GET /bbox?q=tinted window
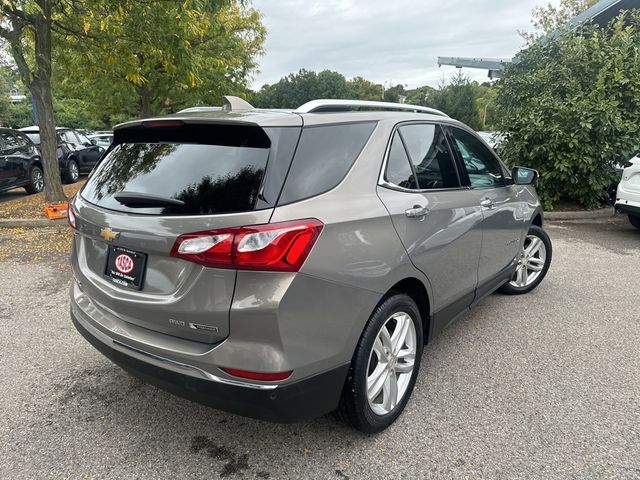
[61,131,79,144]
[81,125,271,215]
[76,131,91,145]
[450,127,505,188]
[1,132,20,151]
[398,124,459,189]
[12,133,29,148]
[385,132,416,189]
[278,122,376,205]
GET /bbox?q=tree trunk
[33,0,66,204]
[137,85,153,118]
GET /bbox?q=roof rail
[295,99,448,117]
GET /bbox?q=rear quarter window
[277,122,376,205]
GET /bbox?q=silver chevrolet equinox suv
[69,97,552,433]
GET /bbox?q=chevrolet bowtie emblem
[100,227,120,242]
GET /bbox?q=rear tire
[629,214,640,230]
[499,225,552,295]
[24,166,44,194]
[335,294,423,433]
[65,159,79,184]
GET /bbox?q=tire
[629,214,640,230]
[64,159,79,184]
[335,294,423,433]
[499,225,552,295]
[24,165,44,194]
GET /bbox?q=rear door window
[277,122,376,205]
[81,124,273,215]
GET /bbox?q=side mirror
[511,166,538,185]
[90,139,97,146]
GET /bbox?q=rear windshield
[81,124,271,215]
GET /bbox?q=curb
[545,207,615,221]
[0,218,69,229]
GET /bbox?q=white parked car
[615,155,640,230]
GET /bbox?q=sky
[250,0,558,90]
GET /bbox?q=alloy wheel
[366,312,417,416]
[33,169,44,192]
[509,234,547,288]
[70,162,79,182]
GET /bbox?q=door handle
[480,199,495,209]
[405,205,429,218]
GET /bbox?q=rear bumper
[71,311,349,423]
[615,202,640,217]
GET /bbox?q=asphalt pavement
[0,217,638,479]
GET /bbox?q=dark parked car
[0,127,44,195]
[19,126,103,183]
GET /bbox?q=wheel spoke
[373,336,388,362]
[525,237,541,256]
[391,314,410,355]
[527,257,544,271]
[516,265,526,286]
[367,363,387,401]
[379,324,393,353]
[395,356,415,373]
[382,371,398,411]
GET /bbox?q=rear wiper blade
[113,192,185,208]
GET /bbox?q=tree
[383,83,406,103]
[430,72,482,129]
[253,69,352,108]
[405,85,436,107]
[520,0,598,44]
[58,1,265,118]
[347,76,382,101]
[496,13,640,209]
[0,74,10,124]
[1,0,66,202]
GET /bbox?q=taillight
[170,219,323,272]
[221,367,292,382]
[68,202,77,229]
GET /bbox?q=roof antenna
[222,96,254,112]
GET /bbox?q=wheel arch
[387,277,431,345]
[532,213,543,228]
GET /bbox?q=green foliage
[520,0,598,44]
[347,76,382,101]
[56,0,265,117]
[496,13,640,209]
[405,86,436,106]
[430,72,482,130]
[383,84,406,103]
[253,69,352,108]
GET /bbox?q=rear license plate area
[104,246,147,290]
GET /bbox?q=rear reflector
[68,202,77,229]
[221,367,292,382]
[170,219,323,272]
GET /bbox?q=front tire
[499,225,552,295]
[629,214,640,230]
[24,166,44,194]
[336,294,423,433]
